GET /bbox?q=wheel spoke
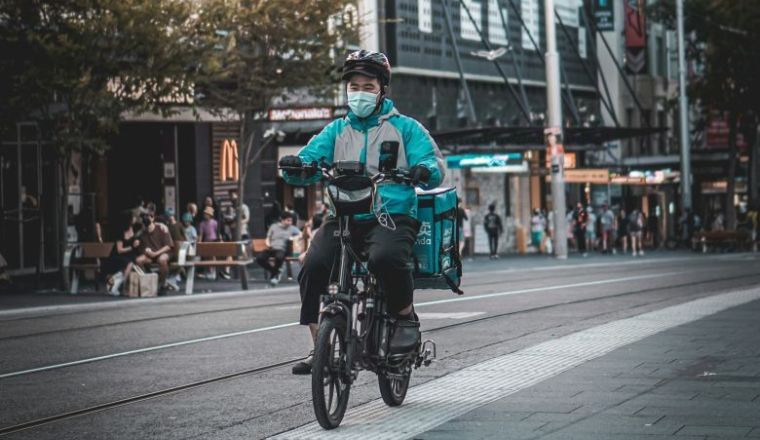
[327,379,335,412]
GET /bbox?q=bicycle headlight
[328,283,339,296]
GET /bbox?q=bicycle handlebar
[279,162,415,186]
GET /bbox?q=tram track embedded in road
[1,271,759,437]
[0,257,727,342]
[0,357,302,437]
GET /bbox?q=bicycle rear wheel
[378,367,411,406]
[311,315,351,429]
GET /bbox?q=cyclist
[280,50,445,375]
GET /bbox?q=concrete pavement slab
[412,298,760,440]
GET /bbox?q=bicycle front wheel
[311,315,351,429]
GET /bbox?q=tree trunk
[726,111,738,230]
[749,118,760,209]
[235,112,247,242]
[60,151,71,291]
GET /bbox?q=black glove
[410,165,431,185]
[279,155,302,169]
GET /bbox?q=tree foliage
[653,0,760,225]
[0,0,199,153]
[653,0,760,116]
[193,0,358,115]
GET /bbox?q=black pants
[575,228,586,252]
[487,230,499,256]
[298,216,419,325]
[256,249,286,276]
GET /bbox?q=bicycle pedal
[416,339,436,368]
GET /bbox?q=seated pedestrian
[182,212,197,244]
[135,210,177,292]
[256,211,301,286]
[103,214,141,296]
[186,202,198,226]
[165,209,187,243]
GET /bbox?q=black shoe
[292,351,314,375]
[390,317,421,354]
[219,270,232,280]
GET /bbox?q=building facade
[357,0,601,252]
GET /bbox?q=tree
[193,0,358,239]
[0,0,200,284]
[654,0,760,228]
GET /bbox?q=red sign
[625,0,646,49]
[705,111,748,151]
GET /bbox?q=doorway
[0,123,60,274]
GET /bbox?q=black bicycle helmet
[341,50,391,87]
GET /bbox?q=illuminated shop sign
[446,153,523,169]
[220,139,239,182]
[269,107,333,121]
[609,169,680,185]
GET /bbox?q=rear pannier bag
[412,187,463,294]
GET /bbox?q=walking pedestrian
[617,208,629,254]
[600,204,616,254]
[462,205,473,260]
[628,209,645,256]
[530,209,546,252]
[585,207,597,253]
[573,203,588,256]
[483,204,503,259]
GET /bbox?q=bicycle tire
[378,367,411,406]
[311,315,351,429]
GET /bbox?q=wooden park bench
[694,230,753,253]
[64,242,114,294]
[184,241,253,294]
[251,239,299,281]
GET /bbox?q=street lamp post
[545,0,568,259]
[676,0,692,211]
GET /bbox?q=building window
[640,109,652,155]
[656,35,667,78]
[658,110,667,154]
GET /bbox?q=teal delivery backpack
[413,187,464,294]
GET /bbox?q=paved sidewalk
[416,298,760,440]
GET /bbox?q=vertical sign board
[594,0,614,31]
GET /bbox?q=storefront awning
[432,126,667,153]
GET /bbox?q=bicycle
[280,160,436,429]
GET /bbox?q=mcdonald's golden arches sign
[220,139,239,181]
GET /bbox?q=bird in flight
[470,47,508,61]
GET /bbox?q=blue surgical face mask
[347,91,379,118]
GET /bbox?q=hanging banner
[624,0,647,48]
[625,0,647,74]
